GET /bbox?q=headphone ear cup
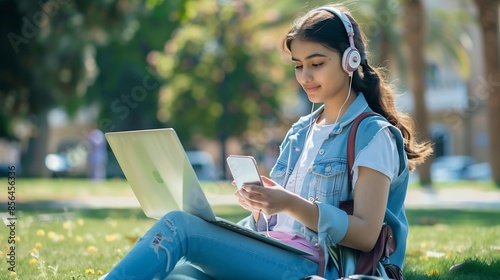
[342,47,361,75]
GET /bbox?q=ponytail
[353,60,433,171]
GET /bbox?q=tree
[150,1,284,177]
[0,0,187,176]
[401,0,433,187]
[1,0,58,175]
[354,0,405,70]
[473,0,500,186]
[353,1,474,187]
[86,1,190,133]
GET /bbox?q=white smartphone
[226,155,263,190]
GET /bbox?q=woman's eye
[294,62,322,69]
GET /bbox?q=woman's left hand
[237,176,291,216]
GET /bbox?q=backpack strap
[346,112,399,276]
[347,112,380,195]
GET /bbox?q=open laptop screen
[105,128,215,220]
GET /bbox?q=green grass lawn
[1,178,499,279]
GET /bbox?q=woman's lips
[304,85,320,92]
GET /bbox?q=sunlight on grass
[405,226,500,279]
[15,178,499,202]
[1,207,497,279]
[15,178,236,202]
[16,178,134,201]
[4,209,156,280]
[2,179,499,279]
[407,180,499,191]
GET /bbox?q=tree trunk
[474,0,500,186]
[377,0,391,67]
[20,111,50,177]
[401,0,433,187]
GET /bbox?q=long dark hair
[283,5,432,171]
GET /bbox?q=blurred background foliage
[0,0,300,178]
[0,0,499,184]
[150,1,282,141]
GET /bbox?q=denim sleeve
[314,202,349,244]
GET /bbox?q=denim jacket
[239,93,410,278]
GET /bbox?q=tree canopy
[150,1,287,143]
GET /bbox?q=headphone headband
[315,7,361,76]
[316,7,355,36]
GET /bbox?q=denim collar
[297,93,371,135]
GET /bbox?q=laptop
[105,128,312,256]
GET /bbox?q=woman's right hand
[234,186,260,213]
[234,177,291,216]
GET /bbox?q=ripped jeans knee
[144,211,185,272]
[106,211,203,279]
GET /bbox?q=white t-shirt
[284,123,335,194]
[352,128,400,189]
[274,123,334,231]
[274,125,400,233]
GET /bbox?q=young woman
[102,4,431,280]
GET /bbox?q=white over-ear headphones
[316,7,361,76]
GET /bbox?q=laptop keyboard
[211,218,312,256]
[213,219,266,237]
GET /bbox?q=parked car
[430,155,476,182]
[463,162,492,181]
[0,163,20,177]
[45,140,89,178]
[186,151,218,181]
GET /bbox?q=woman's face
[290,40,350,105]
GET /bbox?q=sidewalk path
[404,187,500,209]
[13,187,500,210]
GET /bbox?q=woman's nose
[297,68,313,84]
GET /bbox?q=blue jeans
[104,211,318,280]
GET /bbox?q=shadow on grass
[18,203,250,222]
[405,209,500,227]
[405,258,500,280]
[18,200,500,226]
[448,258,500,279]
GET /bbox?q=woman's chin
[307,96,323,104]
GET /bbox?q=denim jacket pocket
[269,160,288,186]
[309,158,347,205]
